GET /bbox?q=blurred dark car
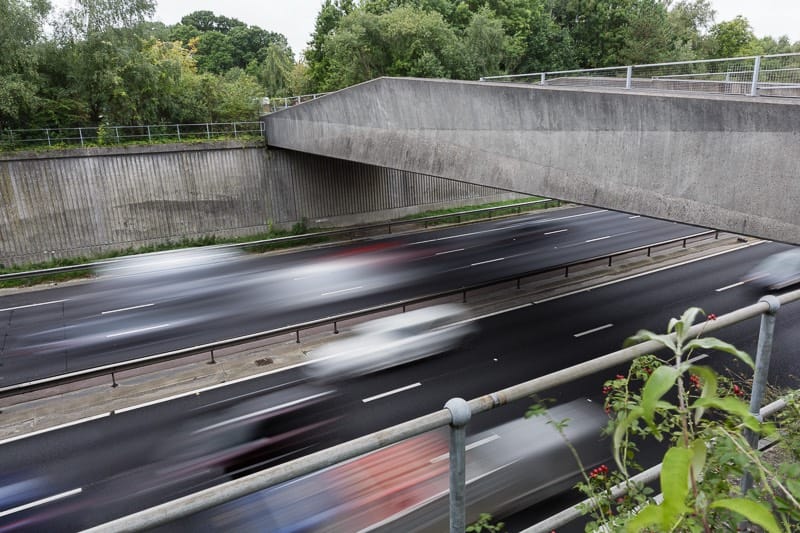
[743,248,800,291]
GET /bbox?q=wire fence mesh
[480,53,800,98]
[0,122,265,151]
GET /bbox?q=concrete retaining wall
[0,141,517,267]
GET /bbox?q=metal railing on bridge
[0,121,264,150]
[480,52,800,98]
[85,289,800,532]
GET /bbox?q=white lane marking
[716,281,745,292]
[574,323,614,338]
[0,488,83,518]
[534,240,765,304]
[101,303,154,315]
[362,382,422,403]
[105,323,170,338]
[409,209,608,245]
[628,215,641,219]
[198,392,334,433]
[431,434,501,463]
[585,235,612,243]
[436,248,464,255]
[321,286,363,297]
[0,414,110,446]
[544,229,568,235]
[0,299,67,312]
[471,258,505,267]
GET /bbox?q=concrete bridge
[264,77,800,245]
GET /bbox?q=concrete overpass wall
[0,141,516,266]
[264,77,800,244]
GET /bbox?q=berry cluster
[589,464,609,479]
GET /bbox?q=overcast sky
[51,1,800,59]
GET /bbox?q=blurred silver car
[306,304,477,380]
[743,248,800,291]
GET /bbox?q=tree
[0,0,51,129]
[706,16,758,58]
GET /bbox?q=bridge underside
[264,77,800,245]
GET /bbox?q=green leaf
[625,503,663,532]
[689,439,707,484]
[693,396,761,432]
[689,365,718,424]
[659,446,692,527]
[613,407,643,477]
[641,366,679,428]
[684,337,754,368]
[624,329,677,353]
[710,498,782,533]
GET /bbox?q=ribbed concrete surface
[264,78,800,245]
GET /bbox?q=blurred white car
[743,248,800,291]
[306,304,477,380]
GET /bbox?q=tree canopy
[1,0,798,132]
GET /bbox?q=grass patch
[400,196,559,226]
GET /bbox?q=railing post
[206,123,210,139]
[445,398,471,533]
[626,65,633,89]
[147,126,151,142]
[750,55,762,96]
[233,122,238,138]
[46,128,51,147]
[115,126,120,143]
[79,128,84,147]
[177,124,181,141]
[540,72,546,85]
[741,295,780,494]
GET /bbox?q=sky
[51,1,800,60]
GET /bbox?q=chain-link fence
[481,52,800,98]
[0,121,265,151]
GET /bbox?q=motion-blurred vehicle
[165,398,610,532]
[305,304,477,380]
[743,248,800,291]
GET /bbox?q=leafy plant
[574,308,800,532]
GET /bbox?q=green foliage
[466,512,505,532]
[577,308,800,532]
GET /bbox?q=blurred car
[306,304,477,380]
[743,248,800,291]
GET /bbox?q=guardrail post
[540,72,546,85]
[79,128,84,147]
[208,349,217,365]
[147,125,151,142]
[206,123,211,139]
[626,65,633,89]
[233,122,238,138]
[177,124,181,141]
[741,295,780,494]
[750,55,762,96]
[445,398,471,533]
[46,128,51,146]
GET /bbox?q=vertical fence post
[626,65,633,89]
[79,128,84,147]
[147,126,152,142]
[46,128,51,147]
[740,295,780,495]
[750,55,762,96]
[540,72,546,85]
[115,126,120,143]
[233,122,238,139]
[445,398,471,533]
[177,124,181,141]
[206,123,211,139]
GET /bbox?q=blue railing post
[445,398,471,533]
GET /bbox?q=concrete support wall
[264,77,800,245]
[0,141,517,267]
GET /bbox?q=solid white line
[628,215,641,219]
[431,434,501,463]
[585,235,612,243]
[716,281,745,292]
[0,299,67,312]
[0,488,83,518]
[101,303,154,315]
[534,240,765,304]
[436,248,464,255]
[471,258,505,267]
[105,323,170,338]
[544,229,568,235]
[321,286,363,297]
[574,323,614,338]
[362,382,422,403]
